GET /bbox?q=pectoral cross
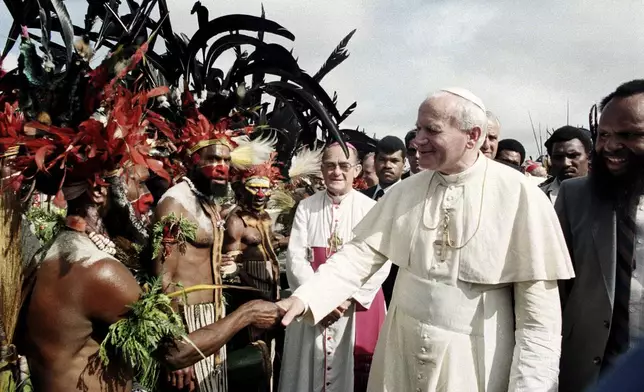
[433,214,454,262]
[328,230,344,254]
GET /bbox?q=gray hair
[486,110,501,127]
[429,91,488,149]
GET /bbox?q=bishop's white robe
[292,155,575,392]
[279,190,391,392]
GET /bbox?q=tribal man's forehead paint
[244,176,271,188]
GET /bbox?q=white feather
[288,147,323,181]
[230,135,277,169]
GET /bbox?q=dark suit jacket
[556,176,617,392]
[361,185,378,200]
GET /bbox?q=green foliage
[25,206,66,244]
[151,213,197,259]
[98,278,186,390]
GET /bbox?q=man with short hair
[280,143,390,392]
[361,152,379,188]
[496,139,526,167]
[539,126,591,203]
[481,111,501,159]
[557,80,644,391]
[278,87,573,391]
[361,136,406,201]
[403,129,421,178]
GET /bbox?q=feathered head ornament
[235,154,282,186]
[0,27,172,200]
[175,101,276,170]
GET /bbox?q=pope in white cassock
[279,143,391,392]
[278,88,575,392]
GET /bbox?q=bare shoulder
[154,195,193,224]
[80,257,141,323]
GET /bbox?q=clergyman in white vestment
[279,144,390,392]
[278,88,575,392]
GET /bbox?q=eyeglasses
[322,162,357,172]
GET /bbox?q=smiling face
[592,93,644,200]
[242,176,272,212]
[321,145,361,196]
[414,96,481,174]
[549,139,589,181]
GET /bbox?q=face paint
[199,164,229,181]
[243,177,272,211]
[131,192,155,216]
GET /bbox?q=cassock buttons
[603,320,610,328]
[420,347,427,353]
[593,357,602,365]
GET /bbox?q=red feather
[35,145,56,172]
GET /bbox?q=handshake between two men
[248,296,341,329]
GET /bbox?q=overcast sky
[3,0,644,158]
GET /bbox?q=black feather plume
[313,29,356,82]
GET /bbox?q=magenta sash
[311,247,386,376]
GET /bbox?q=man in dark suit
[361,136,406,201]
[361,135,406,306]
[402,129,420,179]
[557,80,644,392]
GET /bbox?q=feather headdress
[234,154,282,185]
[287,146,323,185]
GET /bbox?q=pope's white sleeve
[293,239,388,324]
[508,280,562,392]
[285,202,314,291]
[351,260,391,310]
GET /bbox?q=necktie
[605,206,637,366]
[374,189,385,200]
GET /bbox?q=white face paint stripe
[244,177,271,188]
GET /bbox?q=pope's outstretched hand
[277,296,306,327]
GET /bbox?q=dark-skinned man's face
[592,93,644,201]
[190,144,231,197]
[496,150,522,167]
[550,139,589,182]
[241,176,272,212]
[375,151,404,186]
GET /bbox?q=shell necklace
[65,216,116,256]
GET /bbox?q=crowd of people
[3,2,644,392]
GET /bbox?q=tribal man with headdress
[0,26,283,390]
[153,107,274,391]
[225,156,284,300]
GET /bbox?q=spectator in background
[403,129,421,178]
[539,126,592,204]
[481,111,501,159]
[496,138,526,167]
[361,152,379,188]
[361,136,406,201]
